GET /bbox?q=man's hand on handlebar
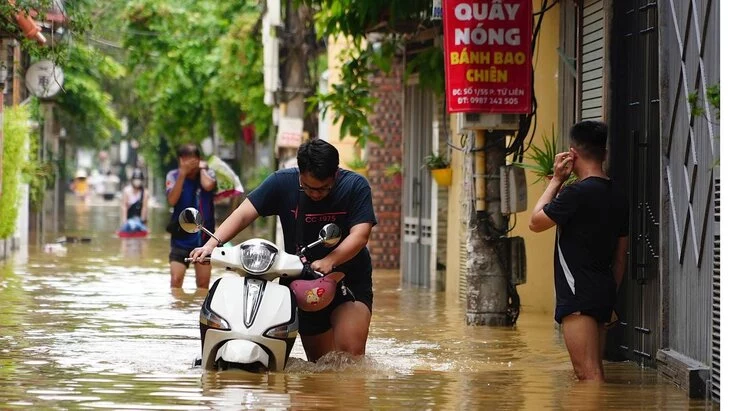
[189,243,216,264]
[310,258,335,274]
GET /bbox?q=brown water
[0,198,715,409]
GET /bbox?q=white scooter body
[179,207,341,372]
[199,240,304,372]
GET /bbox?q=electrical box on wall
[500,165,527,214]
[508,236,526,285]
[455,112,520,132]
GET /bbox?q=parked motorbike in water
[178,207,345,372]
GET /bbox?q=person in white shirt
[103,170,120,201]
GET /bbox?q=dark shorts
[169,246,193,268]
[297,279,373,336]
[555,305,612,324]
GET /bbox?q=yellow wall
[445,1,561,314]
[445,133,465,301]
[326,36,361,167]
[513,2,561,314]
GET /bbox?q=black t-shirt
[543,177,629,309]
[247,168,377,283]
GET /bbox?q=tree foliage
[216,11,272,144]
[688,83,721,122]
[303,0,442,147]
[55,42,125,148]
[5,0,274,183]
[122,0,270,173]
[304,0,433,39]
[308,40,393,148]
[2,0,124,150]
[0,0,93,63]
[0,106,31,238]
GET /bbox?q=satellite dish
[25,60,64,99]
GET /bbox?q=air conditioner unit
[455,112,520,132]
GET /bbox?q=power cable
[506,0,550,162]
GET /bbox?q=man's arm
[529,178,563,232]
[168,158,199,205]
[199,164,216,192]
[529,152,574,232]
[612,236,629,290]
[167,172,186,206]
[310,222,372,274]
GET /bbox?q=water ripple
[0,204,714,410]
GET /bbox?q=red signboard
[442,0,533,113]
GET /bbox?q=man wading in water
[189,139,376,362]
[529,120,629,381]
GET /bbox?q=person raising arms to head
[529,120,629,382]
[166,143,217,290]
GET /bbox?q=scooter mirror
[179,207,202,233]
[319,224,341,247]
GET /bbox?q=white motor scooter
[178,207,343,372]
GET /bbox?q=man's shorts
[169,246,194,268]
[555,305,612,325]
[297,279,373,336]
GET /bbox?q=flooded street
[0,199,714,410]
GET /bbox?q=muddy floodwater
[0,198,715,409]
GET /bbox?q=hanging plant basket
[431,168,452,186]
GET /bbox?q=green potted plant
[423,152,451,186]
[385,162,403,185]
[514,126,576,185]
[346,155,368,177]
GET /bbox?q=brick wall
[367,61,403,269]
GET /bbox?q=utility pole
[465,129,510,326]
[279,0,310,162]
[40,102,58,235]
[282,1,306,119]
[272,0,312,247]
[12,40,20,106]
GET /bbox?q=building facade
[325,0,720,400]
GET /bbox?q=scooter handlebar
[184,257,211,263]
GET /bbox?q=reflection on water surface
[0,200,714,409]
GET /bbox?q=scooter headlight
[200,303,230,330]
[264,320,298,340]
[240,243,277,273]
